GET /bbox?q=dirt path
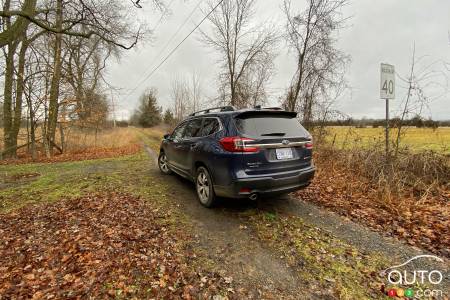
[144,146,449,298]
[145,146,314,299]
[258,196,450,275]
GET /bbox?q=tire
[195,166,217,208]
[158,152,172,175]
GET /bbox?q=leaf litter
[0,192,244,299]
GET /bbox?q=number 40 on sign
[380,63,395,99]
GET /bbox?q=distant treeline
[111,116,450,129]
[316,116,450,128]
[3,114,448,130]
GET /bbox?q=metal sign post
[380,63,395,158]
[385,98,389,155]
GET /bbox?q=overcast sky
[105,0,450,120]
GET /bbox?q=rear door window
[171,122,187,142]
[200,118,221,136]
[235,113,309,138]
[183,118,204,139]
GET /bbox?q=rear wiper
[261,132,286,136]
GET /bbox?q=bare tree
[200,0,277,108]
[394,45,449,155]
[190,71,202,112]
[283,0,350,128]
[0,0,164,48]
[0,0,35,48]
[236,57,274,107]
[171,75,191,121]
[170,72,205,120]
[1,0,163,158]
[62,35,112,124]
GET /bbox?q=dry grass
[0,127,143,152]
[315,126,450,201]
[0,126,171,165]
[299,145,450,256]
[323,126,450,154]
[307,126,450,256]
[317,145,449,198]
[62,127,141,152]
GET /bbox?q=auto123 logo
[380,255,448,299]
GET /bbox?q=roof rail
[254,105,283,111]
[190,106,236,116]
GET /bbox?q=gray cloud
[105,0,450,120]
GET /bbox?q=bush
[316,145,449,198]
[115,120,129,128]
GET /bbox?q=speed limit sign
[380,63,395,99]
[380,63,395,158]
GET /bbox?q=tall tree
[132,88,162,128]
[1,0,163,158]
[283,0,350,127]
[2,0,21,157]
[201,0,277,108]
[171,75,191,121]
[0,0,163,48]
[163,109,175,125]
[45,0,63,155]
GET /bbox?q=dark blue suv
[158,106,315,207]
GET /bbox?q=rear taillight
[305,141,313,150]
[219,136,259,153]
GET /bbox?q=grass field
[0,127,142,151]
[1,125,449,155]
[322,126,450,154]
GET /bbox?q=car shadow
[167,171,291,213]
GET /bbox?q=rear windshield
[235,114,309,138]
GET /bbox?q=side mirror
[163,133,171,140]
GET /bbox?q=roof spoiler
[235,110,298,118]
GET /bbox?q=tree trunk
[289,52,305,112]
[26,88,37,160]
[8,37,29,156]
[46,0,63,156]
[59,124,65,153]
[2,41,19,158]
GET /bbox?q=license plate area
[275,148,293,160]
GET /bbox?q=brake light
[219,136,259,152]
[305,141,313,150]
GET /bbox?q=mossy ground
[240,210,391,299]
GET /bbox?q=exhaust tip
[249,193,258,201]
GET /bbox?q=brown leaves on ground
[0,144,141,166]
[295,162,450,258]
[0,193,239,299]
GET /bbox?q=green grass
[244,211,390,300]
[0,126,168,213]
[136,128,164,153]
[0,152,158,212]
[323,126,450,154]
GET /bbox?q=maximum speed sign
[380,63,395,99]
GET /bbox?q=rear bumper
[214,166,315,198]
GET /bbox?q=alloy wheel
[196,171,210,204]
[158,153,170,174]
